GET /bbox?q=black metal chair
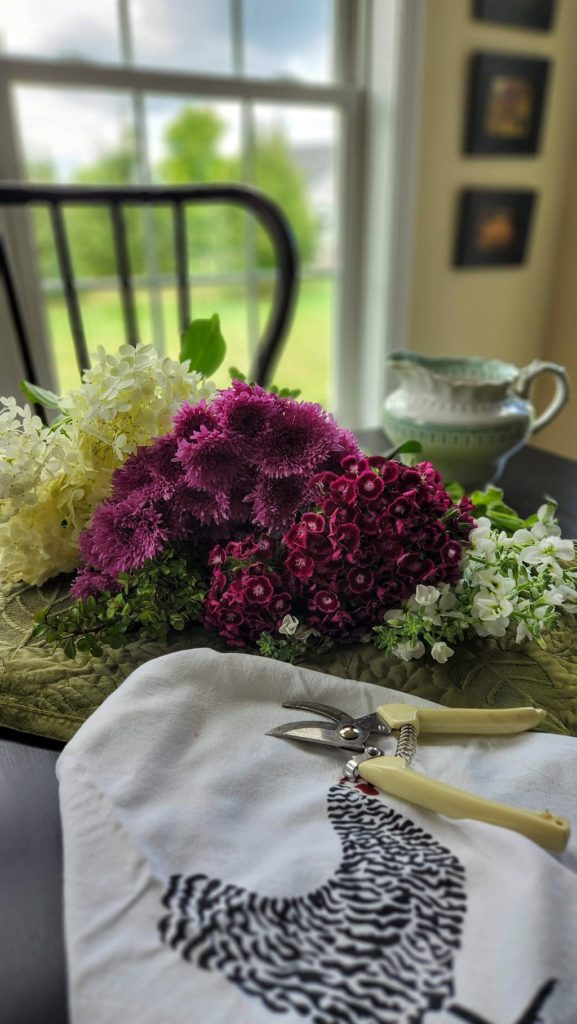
[0,182,299,392]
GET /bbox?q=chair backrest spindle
[109,201,139,349]
[49,201,91,374]
[0,183,299,393]
[172,200,190,334]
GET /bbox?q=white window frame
[0,0,426,429]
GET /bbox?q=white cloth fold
[57,649,577,1024]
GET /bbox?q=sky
[0,0,335,178]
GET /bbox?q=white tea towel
[57,649,577,1024]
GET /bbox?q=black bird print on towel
[159,784,467,1023]
[158,784,558,1024]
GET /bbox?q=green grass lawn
[46,278,334,407]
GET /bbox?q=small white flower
[394,640,425,662]
[279,614,299,636]
[475,570,515,597]
[472,594,514,622]
[516,621,533,643]
[439,590,458,611]
[511,528,534,546]
[473,616,508,638]
[384,608,406,626]
[522,536,574,565]
[414,584,440,607]
[431,641,454,664]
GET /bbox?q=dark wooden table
[1,440,576,1024]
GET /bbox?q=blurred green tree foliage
[31,107,318,280]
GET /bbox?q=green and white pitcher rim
[382,410,529,436]
[386,351,519,386]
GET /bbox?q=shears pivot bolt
[339,725,360,740]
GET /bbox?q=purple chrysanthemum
[70,567,119,600]
[255,401,342,479]
[172,400,218,441]
[212,383,275,449]
[176,427,240,491]
[112,436,182,502]
[85,496,168,575]
[166,483,230,537]
[250,475,309,532]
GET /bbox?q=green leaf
[20,380,64,411]
[179,314,227,376]
[445,481,465,502]
[229,366,247,381]
[63,640,76,659]
[386,439,423,459]
[278,387,302,398]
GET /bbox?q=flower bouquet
[2,320,576,669]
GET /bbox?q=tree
[30,107,319,279]
[159,108,319,269]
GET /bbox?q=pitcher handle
[514,360,571,435]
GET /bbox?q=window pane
[269,277,334,408]
[0,0,120,62]
[15,87,135,184]
[129,0,233,75]
[244,0,333,83]
[45,286,158,392]
[253,104,339,272]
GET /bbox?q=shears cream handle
[358,755,570,853]
[377,703,547,735]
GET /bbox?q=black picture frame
[473,0,556,32]
[455,189,537,267]
[465,52,550,155]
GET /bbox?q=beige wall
[407,0,577,456]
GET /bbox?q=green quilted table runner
[1,577,577,743]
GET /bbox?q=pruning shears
[268,701,570,852]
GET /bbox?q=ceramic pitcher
[383,353,570,489]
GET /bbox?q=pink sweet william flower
[356,470,385,502]
[340,455,369,477]
[347,567,374,595]
[329,477,357,506]
[285,549,315,580]
[441,540,462,564]
[311,590,340,614]
[330,522,361,556]
[305,532,333,563]
[300,512,325,533]
[244,575,275,605]
[202,556,294,647]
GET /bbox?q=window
[0,1,422,426]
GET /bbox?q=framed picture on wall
[465,52,550,155]
[455,189,537,267]
[473,0,556,32]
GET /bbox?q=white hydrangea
[0,344,215,585]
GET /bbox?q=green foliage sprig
[446,482,541,535]
[257,631,334,664]
[34,546,208,659]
